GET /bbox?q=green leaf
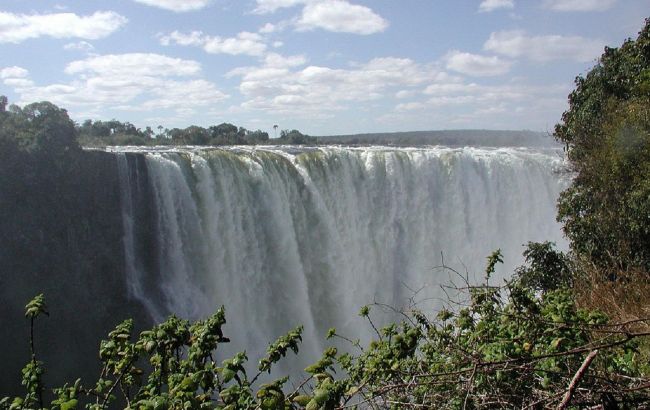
[359,306,370,317]
[222,368,236,384]
[60,399,78,410]
[25,294,48,318]
[326,327,336,339]
[313,388,329,404]
[292,395,312,406]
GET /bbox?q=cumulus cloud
[227,56,447,115]
[159,30,204,46]
[204,32,267,56]
[63,40,95,52]
[420,79,568,107]
[259,23,278,33]
[388,76,569,131]
[132,0,213,12]
[395,90,416,99]
[484,30,604,62]
[478,0,515,12]
[2,53,227,118]
[264,53,308,67]
[252,0,307,14]
[445,51,512,76]
[295,0,388,34]
[542,0,616,11]
[253,0,387,35]
[65,53,202,77]
[0,11,127,43]
[0,66,29,79]
[160,30,268,56]
[395,101,425,112]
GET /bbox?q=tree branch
[557,349,598,410]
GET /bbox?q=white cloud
[159,30,205,46]
[65,53,201,77]
[421,79,568,107]
[228,57,447,115]
[296,0,388,35]
[63,40,95,52]
[3,78,35,89]
[445,51,512,76]
[160,30,268,56]
[205,32,267,56]
[1,66,29,79]
[386,77,570,130]
[484,30,604,62]
[132,0,213,12]
[542,0,616,11]
[395,101,425,112]
[264,53,308,67]
[252,0,307,14]
[3,53,227,118]
[258,20,291,34]
[395,89,416,99]
[259,23,278,33]
[0,11,127,43]
[252,0,388,35]
[478,0,515,12]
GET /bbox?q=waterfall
[113,145,568,369]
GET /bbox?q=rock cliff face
[0,149,152,393]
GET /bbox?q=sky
[0,0,648,136]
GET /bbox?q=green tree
[279,129,315,145]
[555,18,650,270]
[0,100,79,154]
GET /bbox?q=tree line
[77,119,317,147]
[0,97,316,151]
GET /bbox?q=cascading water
[111,145,568,371]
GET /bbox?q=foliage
[321,250,649,408]
[514,241,572,292]
[278,129,317,145]
[555,18,650,271]
[0,101,79,155]
[75,118,317,147]
[2,249,648,409]
[1,295,306,410]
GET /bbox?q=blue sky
[0,0,647,136]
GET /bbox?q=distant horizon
[315,128,552,138]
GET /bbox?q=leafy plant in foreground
[2,246,649,409]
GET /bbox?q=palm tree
[273,124,278,139]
